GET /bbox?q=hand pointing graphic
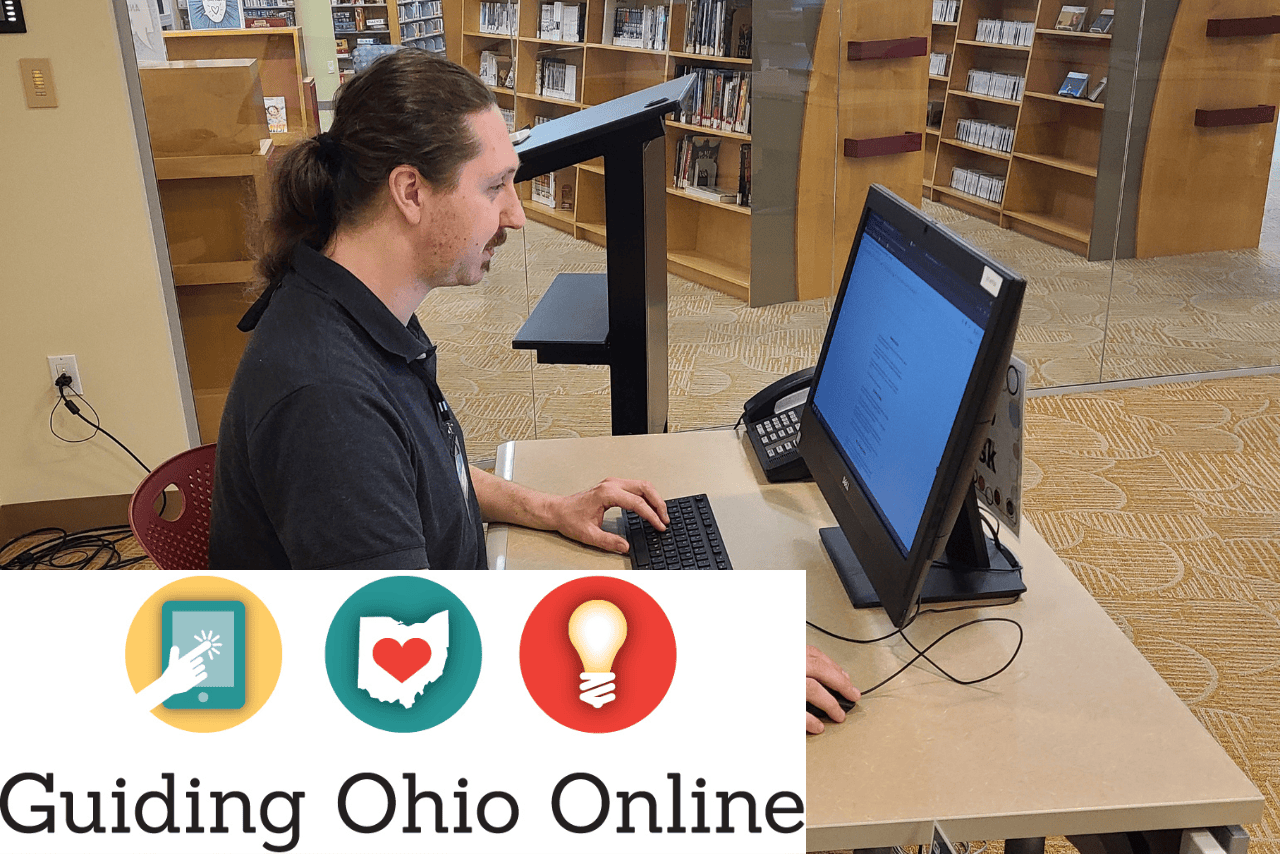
[136,640,213,712]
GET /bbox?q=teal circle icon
[325,576,481,732]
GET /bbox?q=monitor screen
[800,186,1026,627]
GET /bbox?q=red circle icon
[520,576,676,733]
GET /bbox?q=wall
[295,0,340,119]
[0,0,196,513]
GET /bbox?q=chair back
[128,444,217,572]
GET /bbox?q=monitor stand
[819,493,1026,610]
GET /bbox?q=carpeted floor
[1020,374,1280,854]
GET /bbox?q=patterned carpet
[1020,375,1280,854]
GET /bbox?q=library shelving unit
[458,0,754,300]
[242,0,297,26]
[331,0,401,78]
[923,0,1115,257]
[925,6,958,192]
[137,59,274,442]
[397,0,449,53]
[162,27,312,145]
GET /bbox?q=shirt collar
[238,244,437,366]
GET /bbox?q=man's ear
[386,165,430,226]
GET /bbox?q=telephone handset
[743,366,815,482]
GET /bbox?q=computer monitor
[799,185,1027,628]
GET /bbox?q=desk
[487,430,1263,852]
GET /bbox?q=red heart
[372,637,432,683]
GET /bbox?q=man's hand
[547,477,669,554]
[807,644,860,734]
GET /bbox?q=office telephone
[743,366,814,482]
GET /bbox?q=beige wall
[295,0,341,112]
[0,0,196,508]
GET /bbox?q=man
[209,51,668,572]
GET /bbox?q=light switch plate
[0,0,26,33]
[19,58,56,108]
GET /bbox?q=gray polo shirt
[209,244,486,571]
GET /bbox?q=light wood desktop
[486,429,1262,852]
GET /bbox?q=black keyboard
[622,494,733,571]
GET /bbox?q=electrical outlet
[328,60,337,74]
[47,354,83,395]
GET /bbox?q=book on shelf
[559,184,574,212]
[926,100,943,128]
[975,18,1034,46]
[479,1,517,34]
[534,57,577,100]
[264,96,288,134]
[966,69,1024,101]
[684,184,738,204]
[683,0,749,58]
[929,51,950,77]
[950,166,1005,204]
[245,10,294,26]
[674,65,751,133]
[737,143,750,207]
[1088,8,1114,32]
[1057,70,1089,98]
[539,2,586,40]
[604,1,668,50]
[672,134,721,189]
[932,0,958,23]
[500,107,516,131]
[479,50,512,88]
[1087,75,1107,102]
[955,118,1014,153]
[531,172,556,207]
[1054,5,1089,31]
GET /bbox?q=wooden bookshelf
[138,60,274,442]
[162,27,311,145]
[455,0,754,299]
[922,0,1119,258]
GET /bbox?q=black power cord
[808,600,1025,696]
[50,376,152,473]
[5,375,159,571]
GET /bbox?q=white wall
[0,0,196,507]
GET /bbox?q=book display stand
[512,76,694,435]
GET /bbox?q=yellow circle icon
[124,576,282,732]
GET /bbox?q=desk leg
[1070,830,1183,854]
[1007,839,1046,854]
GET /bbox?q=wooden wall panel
[1135,0,1280,257]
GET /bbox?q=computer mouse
[806,694,857,721]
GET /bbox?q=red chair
[128,444,217,571]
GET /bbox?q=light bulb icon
[567,600,628,709]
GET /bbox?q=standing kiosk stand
[512,76,695,435]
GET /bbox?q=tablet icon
[161,600,246,709]
[125,578,282,733]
